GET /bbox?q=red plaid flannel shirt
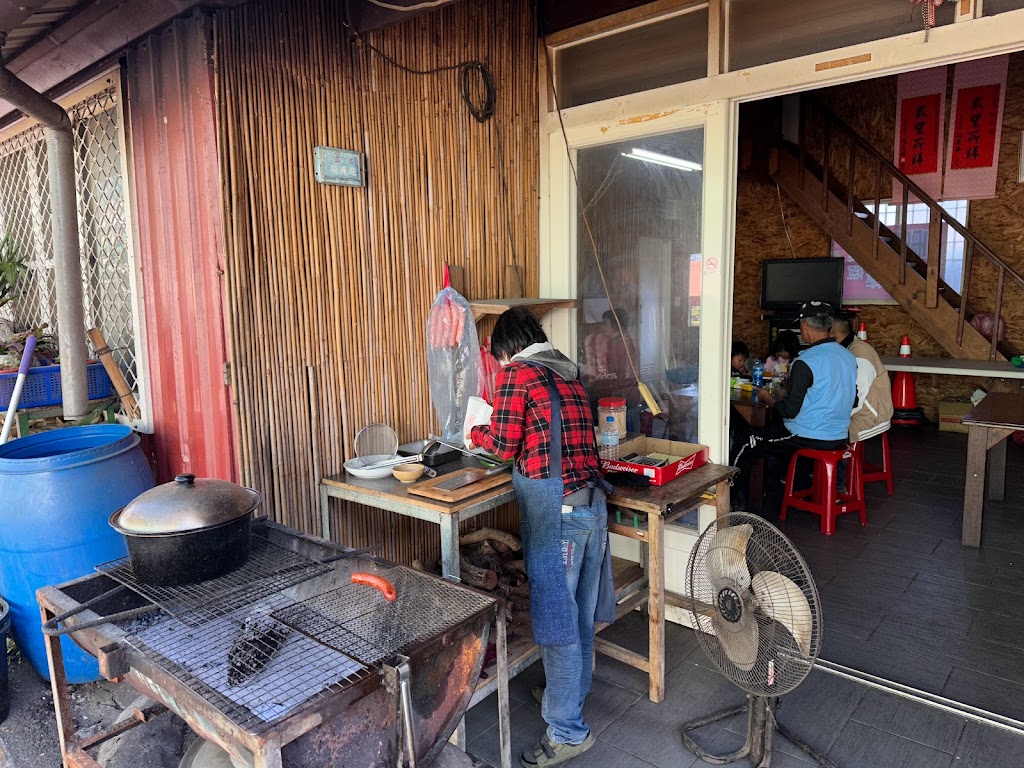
[470,362,601,496]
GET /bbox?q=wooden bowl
[392,463,426,483]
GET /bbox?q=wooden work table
[881,356,1024,379]
[596,462,738,703]
[961,393,1024,547]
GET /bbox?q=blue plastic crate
[0,363,113,409]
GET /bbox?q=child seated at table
[764,330,800,378]
[731,341,750,377]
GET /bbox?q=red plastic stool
[850,433,894,496]
[780,446,866,535]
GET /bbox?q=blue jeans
[540,500,608,745]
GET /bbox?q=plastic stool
[780,446,866,535]
[851,433,894,496]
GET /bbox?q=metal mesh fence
[0,84,140,407]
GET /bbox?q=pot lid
[112,474,262,535]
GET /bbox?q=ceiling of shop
[0,0,88,64]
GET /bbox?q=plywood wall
[214,0,537,558]
[733,53,1024,420]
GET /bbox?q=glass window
[832,200,969,302]
[576,129,704,443]
[555,10,709,109]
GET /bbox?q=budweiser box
[600,436,709,486]
[938,399,973,434]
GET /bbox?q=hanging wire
[541,45,662,414]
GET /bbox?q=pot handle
[175,473,196,485]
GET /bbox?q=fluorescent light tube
[622,147,702,172]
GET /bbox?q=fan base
[681,695,838,768]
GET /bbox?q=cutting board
[407,468,512,502]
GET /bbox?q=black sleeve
[774,359,813,420]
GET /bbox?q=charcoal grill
[37,521,500,768]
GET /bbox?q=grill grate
[96,532,332,627]
[125,592,372,734]
[272,566,495,666]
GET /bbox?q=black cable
[358,36,495,122]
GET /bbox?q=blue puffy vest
[784,341,857,441]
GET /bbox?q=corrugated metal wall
[214,0,539,558]
[126,14,237,483]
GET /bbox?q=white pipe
[0,67,88,418]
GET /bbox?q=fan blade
[751,571,813,656]
[710,595,759,672]
[706,524,753,592]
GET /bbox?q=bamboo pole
[87,327,141,420]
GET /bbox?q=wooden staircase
[768,97,1022,362]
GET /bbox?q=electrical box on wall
[313,146,366,187]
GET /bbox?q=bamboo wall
[214,0,538,562]
[733,53,1024,421]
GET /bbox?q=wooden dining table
[961,392,1024,547]
[730,386,774,513]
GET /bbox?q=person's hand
[756,387,775,406]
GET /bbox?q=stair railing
[797,96,1023,361]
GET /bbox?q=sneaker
[521,733,595,767]
[531,685,544,705]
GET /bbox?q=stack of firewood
[414,526,530,630]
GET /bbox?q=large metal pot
[109,474,262,586]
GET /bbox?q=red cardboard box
[600,436,709,486]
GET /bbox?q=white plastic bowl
[344,455,397,479]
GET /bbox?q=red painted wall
[125,13,237,482]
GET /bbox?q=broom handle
[87,328,140,420]
[1,335,36,445]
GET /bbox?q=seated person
[731,341,750,377]
[730,302,857,509]
[584,310,643,430]
[832,312,893,443]
[764,330,800,379]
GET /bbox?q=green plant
[0,326,58,370]
[0,230,27,309]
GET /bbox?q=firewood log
[460,527,522,552]
[511,582,531,599]
[505,559,526,574]
[459,557,498,591]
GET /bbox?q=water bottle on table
[752,358,764,388]
[600,416,620,460]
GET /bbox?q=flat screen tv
[761,257,844,311]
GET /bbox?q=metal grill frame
[0,73,148,426]
[95,532,333,627]
[125,591,376,734]
[272,566,497,667]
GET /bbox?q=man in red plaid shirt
[469,307,612,767]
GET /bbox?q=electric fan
[682,512,836,768]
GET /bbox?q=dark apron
[514,365,615,647]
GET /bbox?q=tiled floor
[466,426,1024,767]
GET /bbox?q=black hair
[832,310,855,336]
[731,341,749,358]
[603,308,630,332]
[771,330,800,358]
[491,307,547,361]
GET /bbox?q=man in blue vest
[731,301,857,509]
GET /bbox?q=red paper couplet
[950,83,1001,170]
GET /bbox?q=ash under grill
[125,592,371,733]
[272,566,495,666]
[96,531,332,627]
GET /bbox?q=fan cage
[685,512,822,697]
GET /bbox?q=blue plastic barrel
[0,425,154,683]
[0,596,9,723]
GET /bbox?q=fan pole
[749,696,775,767]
